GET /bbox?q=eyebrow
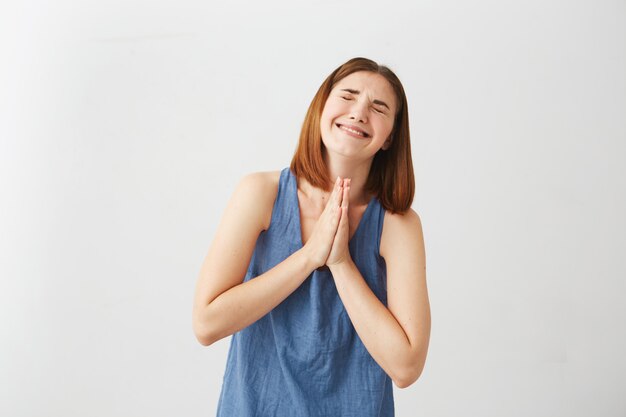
[340,88,391,110]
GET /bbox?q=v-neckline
[291,171,375,249]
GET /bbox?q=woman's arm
[192,172,345,346]
[328,205,431,389]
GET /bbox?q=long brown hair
[290,57,414,214]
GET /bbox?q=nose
[348,100,368,123]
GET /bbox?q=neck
[298,151,376,207]
[320,152,374,206]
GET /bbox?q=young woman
[192,57,431,416]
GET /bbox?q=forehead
[332,71,397,108]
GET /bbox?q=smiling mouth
[336,124,370,138]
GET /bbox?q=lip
[336,123,370,138]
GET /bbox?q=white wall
[1,0,625,416]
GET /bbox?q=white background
[1,0,625,416]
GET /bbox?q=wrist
[327,256,355,276]
[296,245,321,273]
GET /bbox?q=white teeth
[339,125,366,137]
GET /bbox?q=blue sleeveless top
[216,168,393,417]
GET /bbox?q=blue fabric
[216,167,393,417]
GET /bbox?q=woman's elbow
[393,372,420,389]
[393,359,426,389]
[194,328,215,346]
[192,309,217,346]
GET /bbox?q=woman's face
[320,71,397,161]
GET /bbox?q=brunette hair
[290,57,414,214]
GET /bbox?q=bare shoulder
[238,170,281,194]
[234,170,282,231]
[380,208,424,259]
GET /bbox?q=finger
[325,203,341,232]
[329,204,341,231]
[338,187,349,233]
[336,185,346,220]
[330,176,341,200]
[329,176,340,199]
[336,205,349,240]
[331,205,344,234]
[328,179,347,220]
[333,177,344,207]
[322,177,341,215]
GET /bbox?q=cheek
[386,121,395,136]
[321,100,344,121]
[375,118,394,138]
[320,109,338,132]
[319,113,330,133]
[319,109,334,137]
